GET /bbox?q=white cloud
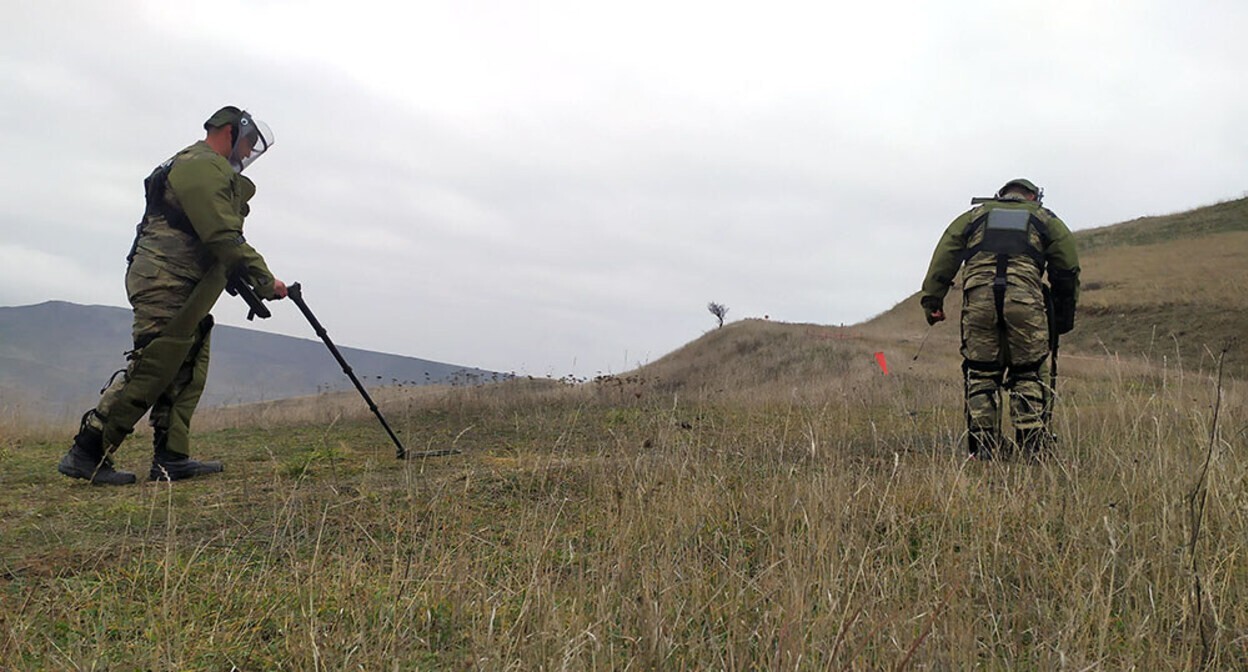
[2,0,1247,375]
[0,244,115,307]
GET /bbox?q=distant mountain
[0,301,497,419]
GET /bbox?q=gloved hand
[1047,268,1079,334]
[920,296,945,325]
[1054,296,1075,334]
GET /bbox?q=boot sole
[57,464,137,485]
[149,465,225,482]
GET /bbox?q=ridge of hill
[0,300,495,419]
[632,318,877,401]
[1041,197,1246,376]
[632,197,1248,392]
[1076,196,1248,252]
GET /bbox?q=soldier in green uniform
[920,178,1080,460]
[58,106,287,484]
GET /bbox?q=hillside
[869,197,1247,377]
[1076,197,1248,253]
[623,198,1247,395]
[1063,198,1248,376]
[0,301,495,420]
[635,319,878,398]
[5,301,1244,669]
[4,201,1248,669]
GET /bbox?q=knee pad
[963,359,1005,384]
[1006,358,1046,388]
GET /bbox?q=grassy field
[3,198,1246,668]
[2,323,1246,669]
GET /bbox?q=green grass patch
[2,362,1247,668]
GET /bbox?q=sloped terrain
[634,318,883,399]
[920,197,1248,374]
[3,198,1248,669]
[1065,199,1248,377]
[610,198,1248,421]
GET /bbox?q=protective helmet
[996,178,1043,202]
[204,106,274,173]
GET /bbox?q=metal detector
[912,323,935,362]
[286,282,457,460]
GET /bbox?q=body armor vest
[964,206,1049,267]
[962,204,1052,316]
[127,157,198,264]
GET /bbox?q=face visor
[228,112,274,173]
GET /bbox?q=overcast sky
[2,1,1245,377]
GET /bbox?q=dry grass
[1077,197,1248,254]
[1068,227,1247,380]
[3,199,1246,668]
[2,318,1246,669]
[1077,230,1248,311]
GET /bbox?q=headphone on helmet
[203,106,256,147]
[996,178,1043,204]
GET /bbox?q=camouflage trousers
[85,256,226,457]
[960,283,1051,440]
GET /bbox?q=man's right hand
[920,296,945,325]
[272,279,288,299]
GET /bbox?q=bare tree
[707,301,729,329]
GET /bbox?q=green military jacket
[131,141,278,298]
[921,196,1080,310]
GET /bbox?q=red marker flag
[874,351,889,375]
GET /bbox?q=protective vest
[127,155,197,265]
[953,201,1053,318]
[961,203,1053,315]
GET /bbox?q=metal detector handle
[287,282,409,459]
[286,283,323,337]
[226,273,272,321]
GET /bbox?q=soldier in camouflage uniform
[58,106,287,484]
[920,178,1079,460]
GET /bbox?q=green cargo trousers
[86,257,227,457]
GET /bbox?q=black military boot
[149,428,223,481]
[150,451,224,481]
[1016,427,1053,463]
[967,430,1002,461]
[58,417,137,485]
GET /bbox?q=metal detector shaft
[913,323,934,361]
[287,283,409,459]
